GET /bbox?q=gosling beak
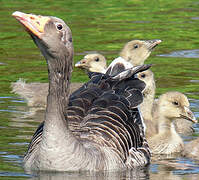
[145,39,162,51]
[12,11,50,38]
[180,106,197,123]
[75,59,88,68]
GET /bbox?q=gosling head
[137,69,155,97]
[75,53,107,73]
[157,91,196,123]
[120,39,161,66]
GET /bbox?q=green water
[0,0,199,179]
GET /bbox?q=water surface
[0,0,199,179]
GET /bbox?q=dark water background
[1,0,199,179]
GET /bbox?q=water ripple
[158,49,199,58]
[0,172,31,177]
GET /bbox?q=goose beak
[180,106,197,123]
[145,39,162,51]
[12,11,50,38]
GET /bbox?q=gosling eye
[56,23,63,31]
[68,37,72,42]
[95,58,99,62]
[172,101,179,106]
[141,73,146,78]
[134,44,139,49]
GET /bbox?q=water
[0,0,199,179]
[158,49,199,58]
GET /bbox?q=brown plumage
[13,11,151,171]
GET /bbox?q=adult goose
[148,92,196,155]
[13,11,151,171]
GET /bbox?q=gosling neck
[140,88,155,120]
[158,115,176,134]
[90,66,106,74]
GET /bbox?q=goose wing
[67,64,151,167]
[26,65,151,167]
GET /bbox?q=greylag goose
[13,11,151,171]
[148,91,196,155]
[137,71,196,137]
[119,39,161,66]
[75,53,107,73]
[137,70,156,138]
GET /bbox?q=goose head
[12,11,74,74]
[120,39,161,66]
[75,53,107,73]
[157,91,196,124]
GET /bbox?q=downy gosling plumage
[148,91,196,155]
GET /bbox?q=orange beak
[12,11,50,38]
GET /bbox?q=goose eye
[95,58,99,62]
[56,24,63,30]
[172,101,179,106]
[134,44,139,49]
[141,73,146,78]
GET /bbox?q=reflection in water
[158,49,199,58]
[29,168,150,180]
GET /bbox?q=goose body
[148,92,196,155]
[11,79,83,107]
[13,11,151,171]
